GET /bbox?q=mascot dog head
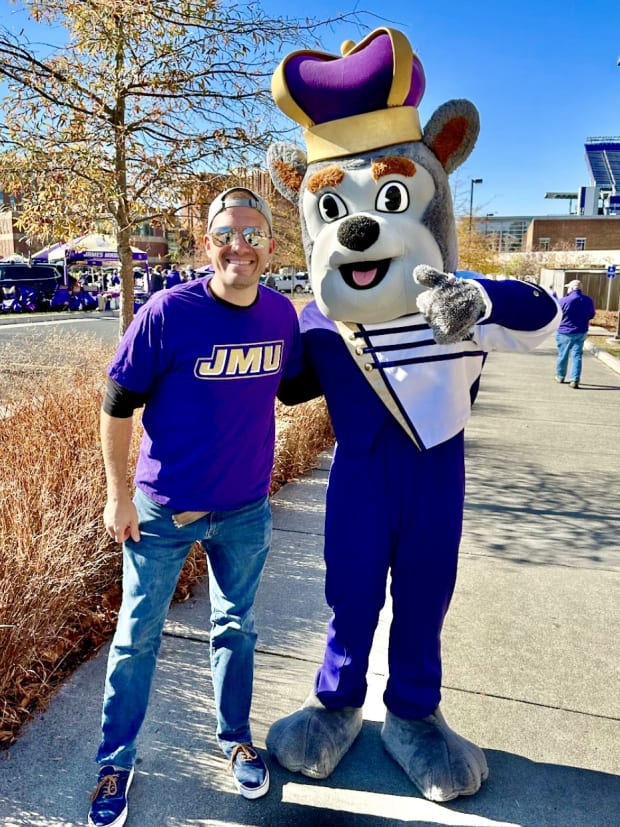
[268,28,479,324]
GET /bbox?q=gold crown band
[304,107,422,163]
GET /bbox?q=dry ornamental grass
[0,328,333,749]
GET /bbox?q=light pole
[469,178,483,234]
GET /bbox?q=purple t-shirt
[108,278,302,511]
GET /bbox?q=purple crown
[272,28,426,162]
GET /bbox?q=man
[165,265,182,288]
[89,187,301,827]
[555,279,595,388]
[148,266,164,293]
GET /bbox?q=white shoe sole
[235,767,270,799]
[88,766,134,827]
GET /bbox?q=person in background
[149,266,164,294]
[88,187,301,827]
[165,265,182,288]
[555,279,595,389]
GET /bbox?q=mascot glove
[414,265,486,344]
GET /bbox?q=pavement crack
[442,685,619,722]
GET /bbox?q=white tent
[33,233,148,266]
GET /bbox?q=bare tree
[0,0,359,332]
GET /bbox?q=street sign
[607,265,616,278]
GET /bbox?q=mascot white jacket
[267,27,561,802]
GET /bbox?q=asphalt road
[0,311,121,350]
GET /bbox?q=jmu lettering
[194,341,283,378]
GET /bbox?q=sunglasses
[209,226,271,249]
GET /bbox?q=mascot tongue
[353,267,378,287]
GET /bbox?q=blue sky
[4,0,619,218]
[266,0,620,218]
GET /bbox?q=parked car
[0,263,63,312]
[274,272,309,293]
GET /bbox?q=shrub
[0,330,333,747]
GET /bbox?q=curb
[585,338,620,375]
[0,310,119,325]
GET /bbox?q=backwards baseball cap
[207,187,272,232]
[566,279,582,291]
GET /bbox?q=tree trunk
[117,227,135,337]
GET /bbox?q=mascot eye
[376,181,409,213]
[318,192,348,223]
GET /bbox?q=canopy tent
[32,233,149,284]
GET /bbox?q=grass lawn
[588,309,620,358]
[588,335,620,358]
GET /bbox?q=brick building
[525,215,620,252]
[480,137,620,258]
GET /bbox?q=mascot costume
[267,27,560,802]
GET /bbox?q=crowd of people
[0,263,211,316]
[64,265,204,312]
[76,265,200,296]
[147,264,201,292]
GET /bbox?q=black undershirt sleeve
[102,376,149,417]
[277,357,323,405]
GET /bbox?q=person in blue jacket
[555,279,595,388]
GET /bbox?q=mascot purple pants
[318,424,463,719]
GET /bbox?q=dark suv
[0,263,63,312]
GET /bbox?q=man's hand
[100,411,139,543]
[414,265,486,344]
[103,496,140,543]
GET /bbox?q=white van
[273,272,309,293]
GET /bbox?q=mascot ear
[267,142,307,205]
[423,100,479,174]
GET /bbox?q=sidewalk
[1,334,619,826]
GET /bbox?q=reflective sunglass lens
[211,227,269,248]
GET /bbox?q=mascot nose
[337,215,380,252]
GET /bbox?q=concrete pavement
[0,330,619,826]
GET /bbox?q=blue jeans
[556,332,587,382]
[96,488,272,768]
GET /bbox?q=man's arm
[277,360,323,405]
[100,410,140,543]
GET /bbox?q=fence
[539,268,620,311]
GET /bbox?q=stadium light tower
[468,178,483,234]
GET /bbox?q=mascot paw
[381,707,488,802]
[414,265,486,344]
[266,693,363,779]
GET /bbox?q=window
[575,238,586,251]
[539,237,550,251]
